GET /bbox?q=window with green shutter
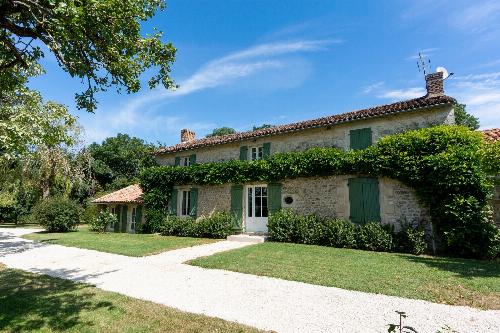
[267,182,282,214]
[263,142,271,159]
[350,128,373,150]
[189,154,197,165]
[136,206,142,226]
[120,205,128,232]
[239,146,248,161]
[189,188,198,217]
[174,156,181,166]
[230,185,243,230]
[348,177,381,224]
[114,205,121,232]
[169,189,178,215]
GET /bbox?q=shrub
[267,209,298,242]
[32,197,81,232]
[392,221,427,255]
[81,204,98,225]
[160,211,235,239]
[196,211,234,238]
[161,215,194,236]
[356,222,393,252]
[323,218,357,248]
[139,209,166,233]
[89,210,117,233]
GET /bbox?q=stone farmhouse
[94,73,500,233]
[153,72,455,233]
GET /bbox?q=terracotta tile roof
[92,184,143,204]
[156,94,456,154]
[482,128,500,142]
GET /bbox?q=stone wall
[156,105,454,166]
[281,176,428,230]
[186,176,428,231]
[197,184,232,217]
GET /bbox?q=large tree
[87,133,157,190]
[0,0,176,112]
[0,88,77,160]
[454,104,480,130]
[206,127,236,138]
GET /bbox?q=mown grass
[189,242,500,310]
[0,264,261,333]
[23,225,217,257]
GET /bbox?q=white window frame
[180,156,191,167]
[246,185,268,218]
[179,189,191,217]
[249,146,264,161]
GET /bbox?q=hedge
[140,126,500,259]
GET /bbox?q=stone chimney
[425,72,444,97]
[180,129,196,143]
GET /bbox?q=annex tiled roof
[482,128,500,142]
[92,184,143,204]
[156,94,456,154]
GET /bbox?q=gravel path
[1,228,499,333]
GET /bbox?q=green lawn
[189,242,500,310]
[0,264,260,333]
[23,226,217,257]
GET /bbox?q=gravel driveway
[1,228,499,333]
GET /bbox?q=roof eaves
[156,96,455,155]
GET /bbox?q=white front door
[245,185,268,233]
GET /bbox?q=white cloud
[377,87,426,100]
[82,39,335,143]
[363,81,384,94]
[452,0,500,33]
[448,71,500,129]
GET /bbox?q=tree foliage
[87,133,157,191]
[454,104,480,130]
[0,88,77,160]
[0,0,176,112]
[205,127,236,138]
[252,124,273,131]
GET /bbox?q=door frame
[244,184,269,233]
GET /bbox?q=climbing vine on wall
[140,126,500,259]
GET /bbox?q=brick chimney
[425,72,444,97]
[180,129,196,143]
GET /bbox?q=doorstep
[227,233,269,243]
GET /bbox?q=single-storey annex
[153,72,456,233]
[92,184,144,233]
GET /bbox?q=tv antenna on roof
[416,52,431,77]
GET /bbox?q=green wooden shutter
[348,179,365,224]
[263,142,271,159]
[189,154,196,165]
[239,146,248,161]
[174,156,181,166]
[230,185,243,231]
[363,178,381,223]
[267,183,282,214]
[350,128,372,150]
[169,189,178,215]
[136,206,143,226]
[189,188,198,218]
[114,205,121,232]
[121,205,128,232]
[348,178,380,224]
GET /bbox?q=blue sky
[28,0,500,145]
